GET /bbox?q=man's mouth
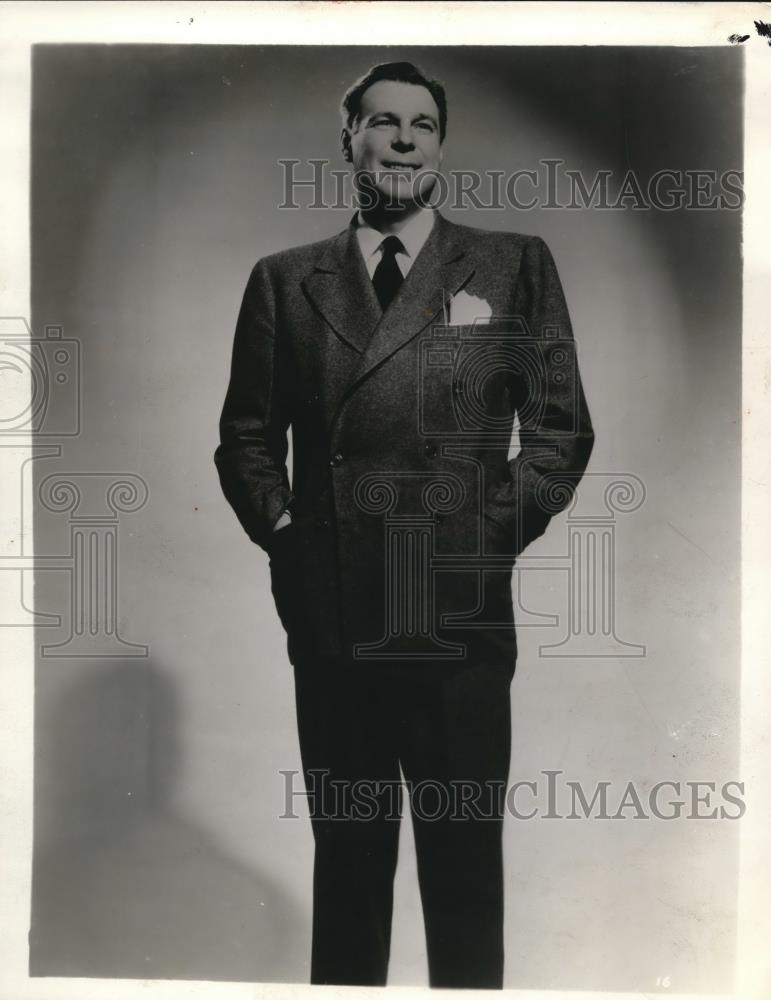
[381,161,421,173]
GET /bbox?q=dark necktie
[372,235,405,312]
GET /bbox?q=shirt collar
[354,208,436,263]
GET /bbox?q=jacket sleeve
[485,236,595,555]
[214,258,293,552]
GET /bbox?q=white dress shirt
[354,208,436,279]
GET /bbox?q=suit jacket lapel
[301,224,382,355]
[341,213,476,400]
[302,213,476,419]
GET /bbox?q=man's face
[345,79,443,210]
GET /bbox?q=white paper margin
[0,3,768,999]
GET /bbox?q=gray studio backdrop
[28,45,741,989]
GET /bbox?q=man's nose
[392,124,415,151]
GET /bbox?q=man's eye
[416,122,435,132]
[372,118,395,127]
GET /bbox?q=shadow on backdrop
[29,659,306,982]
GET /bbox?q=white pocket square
[448,290,492,326]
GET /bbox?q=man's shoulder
[441,217,563,283]
[441,215,545,255]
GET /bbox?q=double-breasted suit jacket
[215,212,595,667]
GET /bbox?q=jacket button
[316,517,329,529]
[330,452,344,467]
[424,442,438,458]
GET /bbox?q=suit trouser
[292,655,514,988]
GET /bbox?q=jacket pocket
[268,521,302,635]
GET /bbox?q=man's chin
[355,172,439,213]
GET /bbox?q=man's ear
[341,128,353,163]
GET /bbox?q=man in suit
[215,61,594,989]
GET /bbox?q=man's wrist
[272,508,292,532]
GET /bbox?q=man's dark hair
[341,62,448,142]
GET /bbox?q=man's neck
[358,203,426,236]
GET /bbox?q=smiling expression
[343,79,444,210]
